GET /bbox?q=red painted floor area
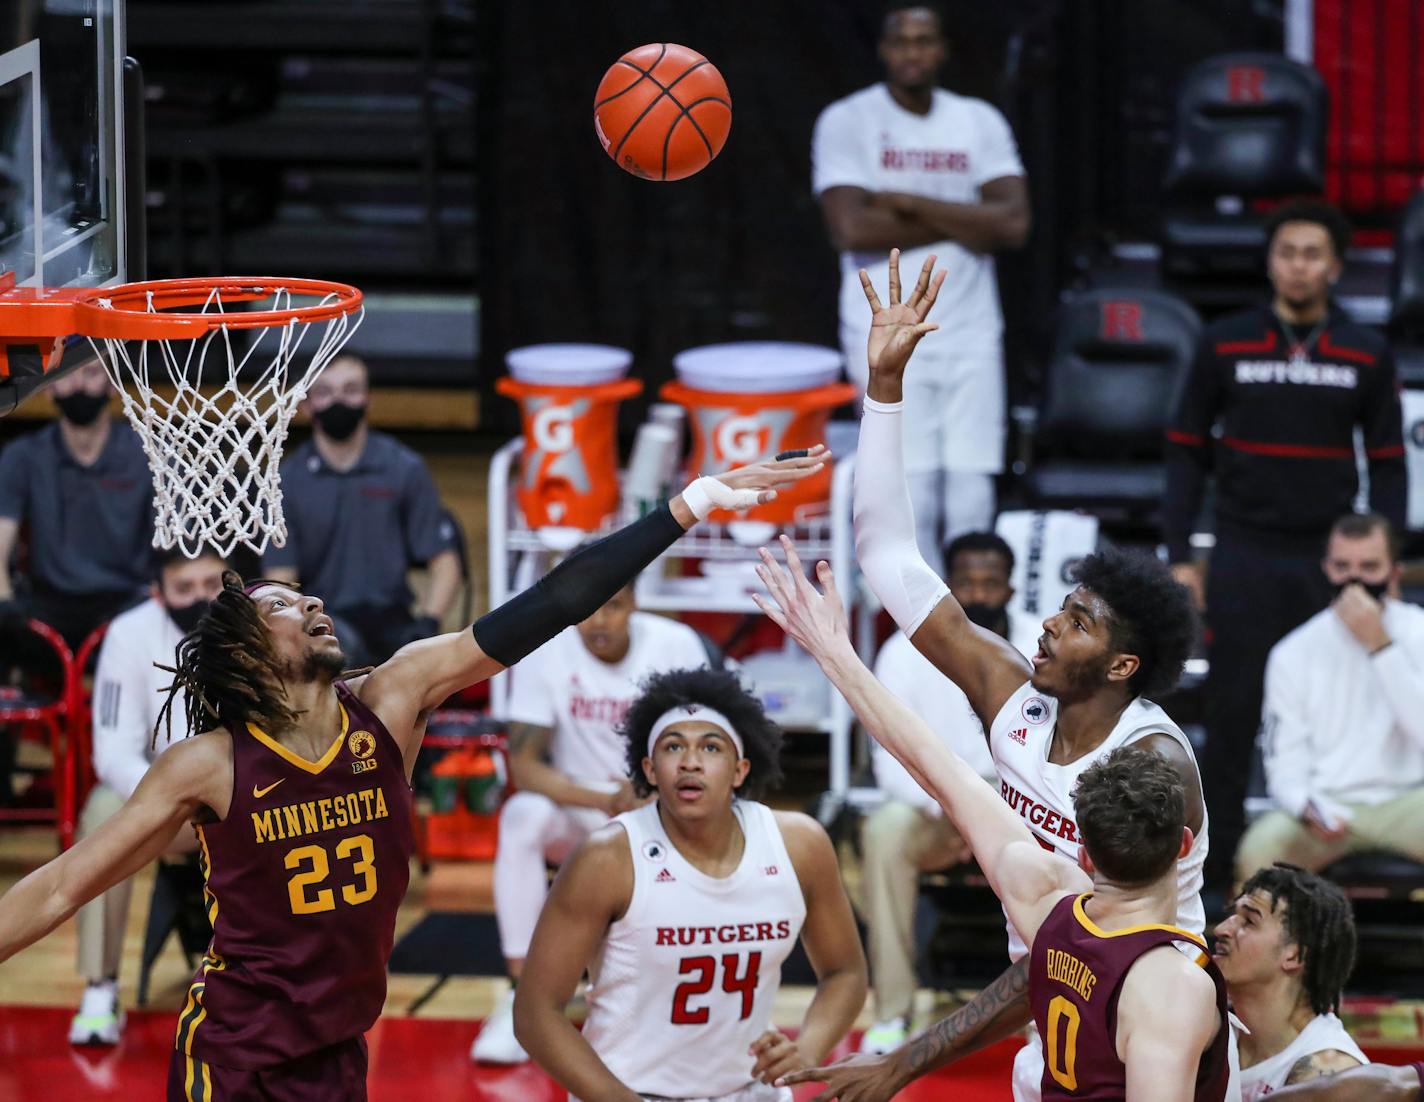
[0,1007,1020,1101]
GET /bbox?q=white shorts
[842,324,1005,475]
[1011,1026,1043,1102]
[573,1085,792,1102]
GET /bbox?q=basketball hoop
[0,276,364,557]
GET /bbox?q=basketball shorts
[842,326,1005,476]
[167,1036,367,1102]
[573,1083,791,1102]
[1011,1025,1044,1102]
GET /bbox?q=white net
[88,284,362,557]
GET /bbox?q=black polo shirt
[264,431,456,613]
[1164,302,1406,561]
[0,420,154,597]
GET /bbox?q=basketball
[593,43,732,181]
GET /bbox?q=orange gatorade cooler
[498,344,642,539]
[662,342,853,523]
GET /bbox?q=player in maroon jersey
[757,540,1229,1102]
[0,451,823,1102]
[1271,1062,1424,1101]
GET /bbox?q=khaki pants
[860,799,971,1022]
[1235,787,1424,885]
[75,785,133,982]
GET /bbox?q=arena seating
[1391,188,1424,388]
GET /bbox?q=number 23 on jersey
[284,833,379,915]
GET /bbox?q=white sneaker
[858,1016,909,1055]
[69,980,126,1046]
[470,987,529,1064]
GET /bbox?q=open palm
[861,248,946,381]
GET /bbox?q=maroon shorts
[166,1037,368,1101]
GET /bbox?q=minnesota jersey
[580,800,807,1100]
[1240,1013,1368,1101]
[175,680,413,1071]
[1030,894,1230,1102]
[989,681,1208,959]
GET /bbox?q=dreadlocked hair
[1242,863,1358,1015]
[153,570,301,748]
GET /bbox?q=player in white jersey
[514,667,867,1102]
[786,249,1209,1102]
[1213,864,1366,1099]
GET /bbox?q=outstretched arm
[1272,1063,1422,1102]
[362,451,826,745]
[852,250,1030,728]
[755,537,1085,939]
[0,734,222,964]
[781,955,1031,1102]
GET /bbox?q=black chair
[136,856,214,1006]
[1390,188,1424,389]
[1320,851,1424,996]
[1161,53,1327,299]
[1021,289,1201,521]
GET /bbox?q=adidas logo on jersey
[1009,728,1028,745]
[655,868,676,884]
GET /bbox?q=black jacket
[1163,303,1406,561]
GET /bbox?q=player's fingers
[777,1066,830,1086]
[914,268,947,323]
[905,253,937,309]
[816,560,842,606]
[858,269,883,313]
[778,535,813,596]
[755,550,794,608]
[751,593,791,632]
[754,489,779,505]
[887,247,902,305]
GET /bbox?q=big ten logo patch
[349,729,378,774]
[1099,300,1143,342]
[1021,697,1051,725]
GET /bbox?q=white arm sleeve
[854,397,949,636]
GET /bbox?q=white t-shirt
[92,597,188,799]
[872,626,1033,810]
[1240,1013,1368,1101]
[811,83,1025,355]
[1262,599,1424,818]
[502,612,710,788]
[580,800,806,1101]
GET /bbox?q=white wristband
[680,475,761,521]
[862,396,904,414]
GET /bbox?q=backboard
[1,0,127,291]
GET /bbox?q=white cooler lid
[506,343,633,386]
[672,341,843,393]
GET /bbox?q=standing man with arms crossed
[1163,200,1407,898]
[812,2,1029,563]
[755,545,1231,1102]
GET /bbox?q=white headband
[647,705,744,759]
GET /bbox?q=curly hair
[621,667,784,801]
[1072,745,1185,885]
[1265,199,1352,262]
[154,571,301,746]
[1071,548,1198,699]
[1241,863,1357,1015]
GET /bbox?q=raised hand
[715,444,828,506]
[861,248,945,385]
[752,534,852,664]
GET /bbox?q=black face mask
[1330,577,1388,602]
[961,602,1010,637]
[54,391,108,426]
[168,599,211,634]
[313,401,366,441]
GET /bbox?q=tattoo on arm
[1284,1050,1364,1085]
[902,955,1031,1077]
[507,721,553,761]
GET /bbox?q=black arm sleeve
[1363,346,1408,533]
[1161,340,1219,563]
[472,503,684,667]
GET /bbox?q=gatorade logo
[532,404,575,453]
[716,415,766,463]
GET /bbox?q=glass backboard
[1,0,126,290]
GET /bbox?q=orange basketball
[593,43,732,181]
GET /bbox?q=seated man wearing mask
[1238,513,1424,884]
[263,354,462,663]
[68,545,225,1046]
[858,531,1034,1053]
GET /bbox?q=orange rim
[73,276,363,339]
